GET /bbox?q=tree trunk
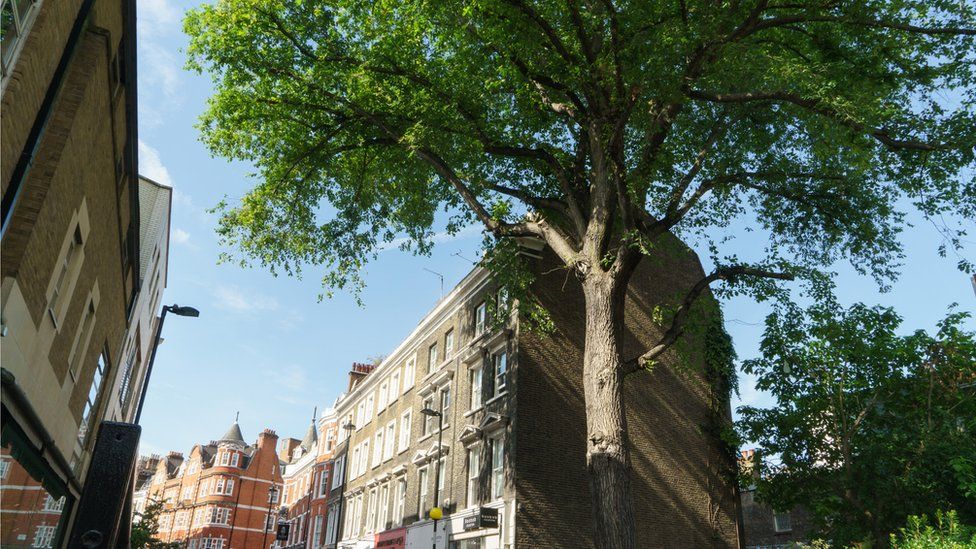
[582,276,637,549]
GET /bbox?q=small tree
[737,303,976,546]
[130,499,179,549]
[184,1,975,545]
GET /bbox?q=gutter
[1,368,83,494]
[1,0,98,238]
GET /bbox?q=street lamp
[420,406,444,549]
[264,484,279,549]
[134,303,200,423]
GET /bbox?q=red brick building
[146,422,284,548]
[278,410,339,549]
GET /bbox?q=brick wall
[515,241,741,548]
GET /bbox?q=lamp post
[134,304,200,423]
[117,303,198,549]
[420,405,444,549]
[263,484,278,549]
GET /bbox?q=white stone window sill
[463,406,484,418]
[484,392,508,407]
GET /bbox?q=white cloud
[138,0,179,37]
[172,228,191,244]
[139,140,173,186]
[214,284,280,313]
[275,367,308,392]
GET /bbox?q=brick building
[145,422,285,548]
[1,0,172,542]
[278,410,339,549]
[738,450,813,549]
[330,244,742,549]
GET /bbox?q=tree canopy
[185,0,975,319]
[737,302,976,546]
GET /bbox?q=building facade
[331,245,741,549]
[738,450,813,549]
[278,410,339,549]
[145,423,285,549]
[1,0,175,545]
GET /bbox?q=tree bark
[582,275,637,549]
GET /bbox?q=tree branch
[624,266,795,374]
[685,89,943,151]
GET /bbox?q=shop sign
[375,527,407,549]
[463,507,499,530]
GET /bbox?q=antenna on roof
[452,250,476,264]
[423,267,444,296]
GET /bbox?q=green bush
[890,511,976,549]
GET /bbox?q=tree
[737,303,976,546]
[184,1,975,545]
[130,499,179,548]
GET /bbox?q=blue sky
[135,0,975,456]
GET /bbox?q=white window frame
[427,342,438,374]
[469,366,483,410]
[398,411,412,452]
[403,355,416,391]
[373,431,384,468]
[390,368,401,402]
[417,467,429,518]
[383,420,396,461]
[774,511,792,532]
[444,328,455,357]
[475,301,487,335]
[491,436,504,500]
[378,381,388,410]
[32,525,57,548]
[466,446,480,508]
[378,482,390,531]
[394,477,406,526]
[493,350,508,395]
[365,488,377,534]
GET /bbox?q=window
[0,459,9,479]
[774,511,792,532]
[474,301,487,335]
[360,440,370,476]
[47,225,84,327]
[466,447,480,507]
[332,456,345,489]
[399,411,412,452]
[390,369,401,402]
[365,488,377,534]
[394,478,406,526]
[378,381,388,410]
[67,298,97,380]
[491,436,504,500]
[422,398,435,436]
[231,453,239,467]
[445,329,455,357]
[383,421,396,460]
[201,539,225,549]
[265,513,276,531]
[418,467,429,517]
[181,486,193,500]
[493,350,508,395]
[214,477,234,496]
[318,468,329,496]
[220,451,230,466]
[469,367,483,410]
[435,457,446,503]
[193,508,205,527]
[118,340,140,407]
[496,287,509,319]
[312,515,323,546]
[77,348,109,448]
[351,446,360,478]
[208,507,231,525]
[353,494,363,536]
[373,431,384,468]
[427,343,439,374]
[174,510,189,529]
[1,0,41,77]
[440,387,451,418]
[32,525,56,548]
[356,401,366,429]
[404,356,416,391]
[365,394,374,423]
[325,504,340,544]
[378,482,390,531]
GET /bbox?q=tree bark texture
[582,275,637,549]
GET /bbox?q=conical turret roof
[299,420,318,451]
[220,421,245,443]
